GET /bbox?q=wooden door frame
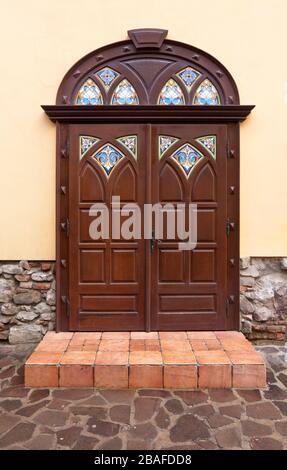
[42,27,254,331]
[44,106,253,332]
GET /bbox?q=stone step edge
[24,362,266,389]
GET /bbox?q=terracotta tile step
[24,331,266,389]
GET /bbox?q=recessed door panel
[80,163,105,202]
[113,163,137,202]
[190,249,216,282]
[159,249,185,282]
[159,163,184,201]
[80,249,106,283]
[159,295,215,312]
[192,163,216,201]
[79,209,95,243]
[197,209,216,242]
[111,249,137,283]
[80,295,137,312]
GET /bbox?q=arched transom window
[57,29,239,106]
[74,67,221,106]
[55,29,239,107]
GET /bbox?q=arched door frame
[43,28,254,332]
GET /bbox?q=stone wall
[240,257,287,341]
[0,261,55,344]
[0,259,286,344]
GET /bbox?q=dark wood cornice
[42,105,255,124]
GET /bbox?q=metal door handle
[151,231,156,252]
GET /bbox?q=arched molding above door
[54,28,240,107]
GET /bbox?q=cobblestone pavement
[0,343,286,450]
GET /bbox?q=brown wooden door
[69,124,147,331]
[68,123,228,331]
[150,124,228,330]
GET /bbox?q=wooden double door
[68,123,228,331]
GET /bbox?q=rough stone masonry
[240,257,287,341]
[0,261,55,344]
[0,258,286,345]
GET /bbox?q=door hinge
[226,139,235,159]
[61,139,70,159]
[226,295,235,316]
[60,219,70,237]
[226,218,235,236]
[61,296,70,317]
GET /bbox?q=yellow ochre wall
[0,0,286,259]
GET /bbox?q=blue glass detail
[177,67,201,89]
[158,79,185,105]
[76,78,103,105]
[196,136,216,159]
[193,79,220,105]
[116,136,137,159]
[80,136,100,159]
[96,67,119,88]
[159,135,179,158]
[171,144,203,176]
[111,79,139,105]
[92,144,124,176]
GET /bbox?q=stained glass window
[75,78,103,105]
[92,144,124,176]
[193,79,220,105]
[196,136,216,159]
[176,67,201,90]
[96,67,119,89]
[158,79,185,105]
[111,79,139,105]
[116,136,137,159]
[159,135,179,159]
[80,136,100,159]
[171,144,203,177]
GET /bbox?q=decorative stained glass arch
[55,29,241,106]
[92,144,125,176]
[75,78,103,105]
[176,67,201,90]
[116,136,137,159]
[111,79,139,105]
[96,67,119,89]
[196,135,216,159]
[159,135,179,159]
[171,144,203,177]
[193,79,220,105]
[80,136,100,159]
[158,79,185,105]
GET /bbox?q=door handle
[151,231,156,252]
[150,232,162,252]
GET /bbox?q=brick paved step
[24,331,266,389]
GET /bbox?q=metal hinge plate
[60,219,70,237]
[226,219,235,236]
[61,139,70,158]
[61,296,70,317]
[226,295,235,317]
[226,139,235,159]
